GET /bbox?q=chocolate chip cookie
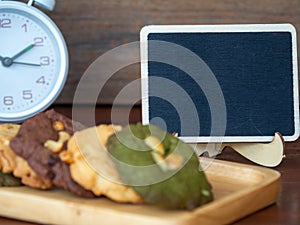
[10,110,94,197]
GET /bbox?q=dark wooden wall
[46,0,300,105]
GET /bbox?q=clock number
[34,37,44,46]
[40,56,50,66]
[3,96,13,106]
[36,76,46,84]
[22,23,28,32]
[23,90,33,100]
[0,19,12,28]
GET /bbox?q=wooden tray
[0,158,280,225]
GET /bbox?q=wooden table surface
[0,106,299,225]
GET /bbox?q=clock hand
[11,44,35,60]
[13,61,41,67]
[1,57,40,67]
[1,44,36,67]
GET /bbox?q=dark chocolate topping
[10,110,94,198]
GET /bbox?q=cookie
[0,171,22,187]
[106,123,214,209]
[10,110,94,197]
[64,124,142,203]
[0,124,52,189]
[0,124,20,173]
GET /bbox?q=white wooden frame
[140,24,299,143]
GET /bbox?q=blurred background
[44,0,300,106]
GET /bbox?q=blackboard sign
[141,24,299,142]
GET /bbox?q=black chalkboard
[141,25,299,142]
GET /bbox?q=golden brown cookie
[0,124,52,189]
[0,124,19,173]
[65,125,142,203]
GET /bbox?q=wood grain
[44,0,300,105]
[0,158,280,225]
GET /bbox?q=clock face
[0,3,68,122]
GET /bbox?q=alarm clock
[0,0,68,122]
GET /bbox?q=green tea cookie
[0,171,22,187]
[107,123,213,209]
